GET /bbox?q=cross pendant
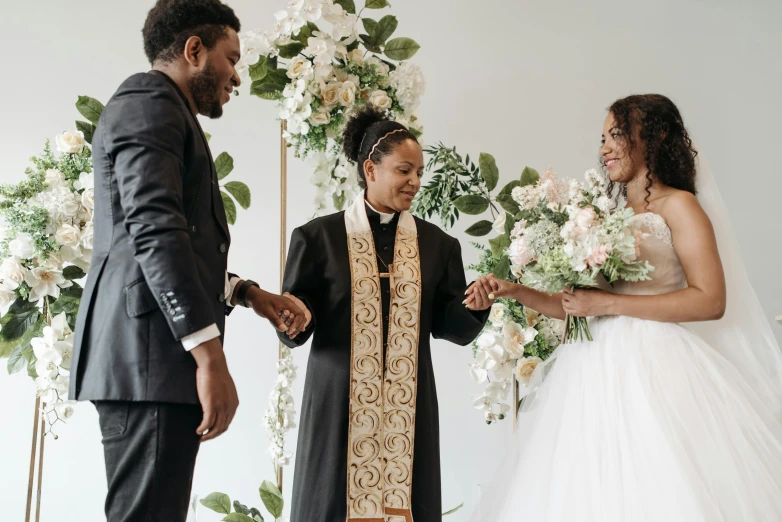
[379,263,404,298]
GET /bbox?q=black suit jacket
[70,71,234,404]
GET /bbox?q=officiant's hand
[282,292,311,333]
[464,276,495,311]
[247,288,307,338]
[191,338,239,442]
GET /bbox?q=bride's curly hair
[604,94,698,208]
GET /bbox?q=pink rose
[586,245,611,268]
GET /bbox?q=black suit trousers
[95,401,202,522]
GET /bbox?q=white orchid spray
[239,0,425,212]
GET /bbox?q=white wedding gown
[472,212,782,522]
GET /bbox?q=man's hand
[190,338,239,442]
[247,287,308,338]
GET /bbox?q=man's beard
[188,62,223,119]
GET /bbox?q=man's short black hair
[142,0,241,64]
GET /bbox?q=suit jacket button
[191,225,197,233]
[218,293,226,303]
[219,243,227,253]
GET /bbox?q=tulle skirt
[471,316,782,522]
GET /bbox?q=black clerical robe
[279,205,489,522]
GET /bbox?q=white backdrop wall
[1,1,780,520]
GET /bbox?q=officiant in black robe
[278,108,492,522]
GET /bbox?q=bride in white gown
[464,94,782,521]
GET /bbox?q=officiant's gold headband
[367,128,406,159]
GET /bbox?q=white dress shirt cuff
[227,275,242,305]
[181,323,221,351]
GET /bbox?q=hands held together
[464,274,614,318]
[246,287,312,339]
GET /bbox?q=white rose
[55,224,81,247]
[514,356,543,386]
[489,303,507,327]
[55,130,86,154]
[287,56,313,79]
[321,82,340,106]
[574,207,598,229]
[45,169,65,188]
[9,233,35,259]
[309,108,331,126]
[81,188,95,215]
[80,223,94,250]
[510,219,527,239]
[493,212,507,235]
[60,193,81,219]
[347,49,364,65]
[366,57,390,76]
[368,89,392,111]
[338,81,356,107]
[0,258,27,290]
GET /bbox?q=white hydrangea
[389,62,426,115]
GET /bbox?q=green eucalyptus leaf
[383,37,420,60]
[277,42,305,59]
[496,194,520,214]
[75,96,104,125]
[362,17,378,37]
[221,192,237,225]
[365,0,390,8]
[479,153,499,191]
[374,15,398,44]
[75,121,96,145]
[249,60,269,82]
[215,152,234,180]
[464,220,493,237]
[489,235,511,259]
[453,194,489,215]
[7,345,25,374]
[200,493,231,514]
[224,181,251,210]
[499,180,521,196]
[222,514,255,522]
[259,481,284,519]
[2,309,39,342]
[63,266,86,280]
[520,167,540,187]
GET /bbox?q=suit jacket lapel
[148,71,231,240]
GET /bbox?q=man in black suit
[69,1,307,520]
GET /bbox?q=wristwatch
[236,279,260,308]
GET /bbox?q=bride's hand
[561,288,613,317]
[482,274,520,301]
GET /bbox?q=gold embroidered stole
[344,195,422,522]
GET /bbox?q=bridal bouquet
[508,168,654,342]
[238,0,425,212]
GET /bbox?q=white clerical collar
[365,199,395,224]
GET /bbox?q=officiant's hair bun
[143,0,241,65]
[343,106,418,188]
